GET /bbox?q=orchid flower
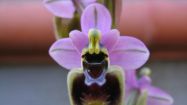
[125,69,173,105]
[49,3,149,105]
[49,3,150,71]
[44,0,96,18]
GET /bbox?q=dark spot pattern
[71,73,121,105]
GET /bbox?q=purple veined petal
[101,29,120,51]
[81,3,112,35]
[147,97,173,105]
[145,86,173,105]
[145,86,174,105]
[80,0,97,6]
[70,30,88,53]
[109,36,150,70]
[44,0,75,18]
[49,38,81,70]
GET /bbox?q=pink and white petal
[70,30,88,53]
[145,86,174,105]
[44,0,75,18]
[49,38,81,70]
[109,36,150,70]
[101,29,120,51]
[81,3,111,35]
[81,0,97,6]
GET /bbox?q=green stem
[136,90,148,105]
[54,16,68,39]
[104,0,116,28]
[126,90,138,105]
[54,13,80,39]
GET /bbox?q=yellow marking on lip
[83,100,108,105]
[82,97,109,105]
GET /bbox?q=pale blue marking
[84,70,106,86]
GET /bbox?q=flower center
[81,29,109,86]
[88,28,101,54]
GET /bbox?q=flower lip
[82,51,108,79]
[82,51,108,63]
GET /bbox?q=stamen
[88,29,101,54]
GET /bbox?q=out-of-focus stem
[126,90,139,105]
[104,0,116,28]
[72,0,84,15]
[54,16,67,39]
[54,13,80,39]
[136,90,148,105]
[102,0,122,28]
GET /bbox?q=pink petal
[101,29,120,51]
[138,76,152,87]
[145,86,174,105]
[49,38,81,70]
[126,70,138,88]
[81,3,112,35]
[70,30,88,53]
[148,97,173,105]
[139,86,173,105]
[44,0,75,18]
[125,70,139,98]
[109,36,150,70]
